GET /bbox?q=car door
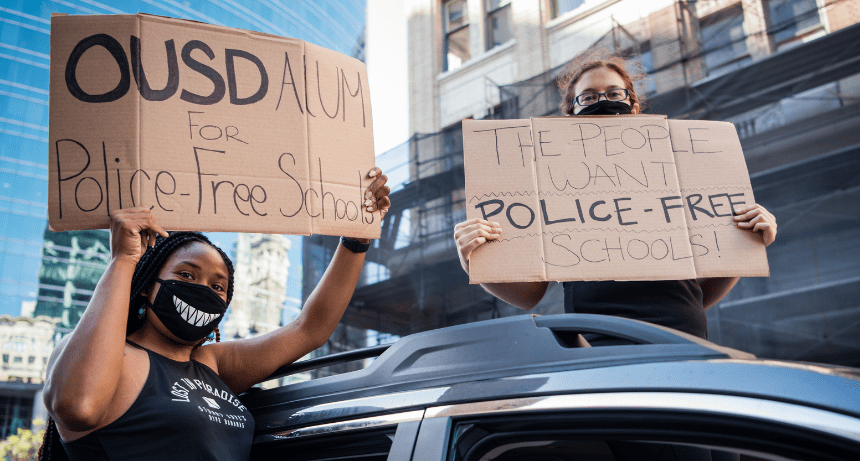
[410,392,860,460]
[250,409,424,461]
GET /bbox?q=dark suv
[242,314,860,460]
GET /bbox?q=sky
[366,0,409,156]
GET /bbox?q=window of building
[767,0,823,49]
[485,0,513,50]
[700,6,750,76]
[619,42,656,96]
[451,188,467,224]
[636,43,656,96]
[12,356,22,364]
[1,355,7,363]
[3,336,31,353]
[550,0,586,19]
[0,395,34,439]
[28,356,35,364]
[444,0,470,72]
[441,122,464,170]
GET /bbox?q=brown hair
[557,50,647,115]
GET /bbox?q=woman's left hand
[734,203,777,246]
[364,167,391,217]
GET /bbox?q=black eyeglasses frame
[574,88,630,106]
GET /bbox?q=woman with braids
[453,52,778,344]
[40,168,391,460]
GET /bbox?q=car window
[453,433,768,460]
[424,393,860,461]
[445,415,860,461]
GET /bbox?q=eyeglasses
[574,88,629,106]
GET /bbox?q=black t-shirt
[563,280,707,340]
[62,342,254,461]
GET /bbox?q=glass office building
[0,0,366,318]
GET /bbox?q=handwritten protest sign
[464,115,769,283]
[49,14,379,238]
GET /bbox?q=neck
[127,322,197,362]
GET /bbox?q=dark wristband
[340,236,370,253]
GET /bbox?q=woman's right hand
[109,207,169,265]
[453,218,502,274]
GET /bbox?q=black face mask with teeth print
[145,278,227,342]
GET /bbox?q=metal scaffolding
[303,11,860,365]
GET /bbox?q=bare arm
[209,242,366,393]
[454,218,549,310]
[43,208,167,431]
[211,168,391,393]
[698,276,739,309]
[481,281,549,310]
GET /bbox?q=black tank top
[563,280,707,341]
[61,342,255,460]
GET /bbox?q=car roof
[242,314,860,432]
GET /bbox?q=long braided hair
[39,231,234,461]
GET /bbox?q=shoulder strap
[125,339,147,351]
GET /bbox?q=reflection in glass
[768,0,822,46]
[550,0,585,19]
[485,0,513,50]
[446,0,468,30]
[444,0,471,72]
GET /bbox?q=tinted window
[447,412,860,460]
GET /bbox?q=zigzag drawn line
[486,227,688,242]
[486,234,542,243]
[469,191,537,203]
[470,187,751,203]
[687,223,736,229]
[469,189,685,202]
[544,227,687,234]
[680,186,752,191]
[540,189,678,196]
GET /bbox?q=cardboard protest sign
[463,116,769,283]
[49,14,379,238]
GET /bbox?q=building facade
[409,0,860,132]
[346,0,860,366]
[0,315,57,384]
[0,315,56,438]
[221,233,291,339]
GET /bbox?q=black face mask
[574,100,633,116]
[145,278,227,342]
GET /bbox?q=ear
[631,102,641,114]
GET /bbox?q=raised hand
[364,167,391,218]
[734,204,777,246]
[453,218,502,273]
[109,207,169,265]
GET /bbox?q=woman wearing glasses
[453,53,778,343]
